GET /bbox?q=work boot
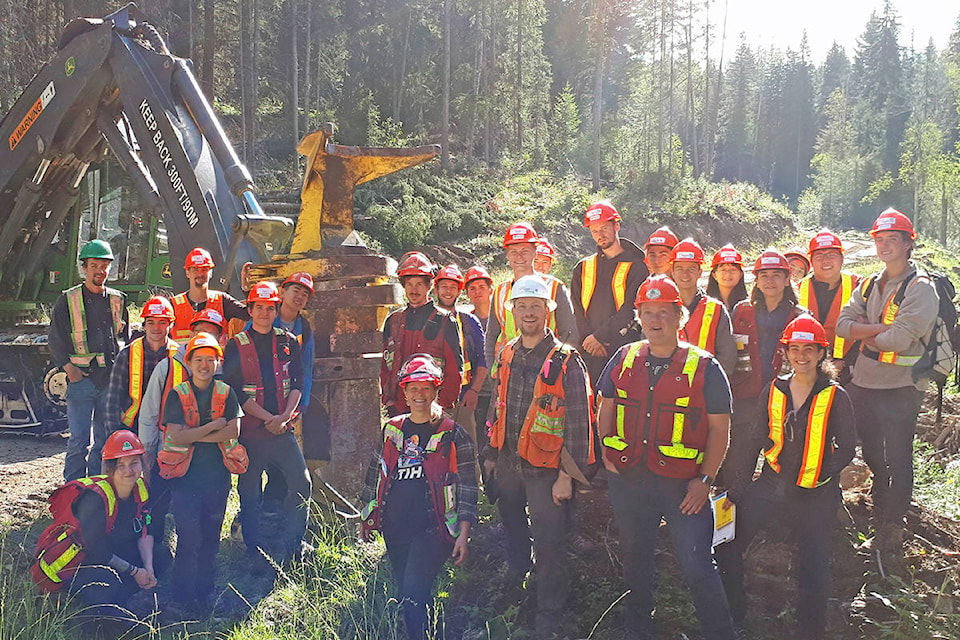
[874,523,906,578]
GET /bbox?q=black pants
[70,541,145,621]
[170,482,230,603]
[384,528,452,639]
[719,396,762,486]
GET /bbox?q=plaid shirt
[105,338,176,433]
[486,331,593,472]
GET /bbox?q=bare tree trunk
[591,0,606,191]
[290,0,300,154]
[515,0,523,152]
[240,0,253,163]
[303,0,312,132]
[940,182,948,246]
[686,1,699,177]
[393,8,413,121]
[466,29,484,162]
[201,0,215,98]
[63,0,75,22]
[441,0,452,169]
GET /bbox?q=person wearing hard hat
[160,332,246,614]
[716,315,855,639]
[597,275,734,640]
[48,239,131,481]
[484,222,578,373]
[571,201,648,384]
[105,296,178,436]
[169,247,247,343]
[670,238,737,376]
[784,247,811,284]
[360,354,479,639]
[534,238,557,274]
[484,275,594,639]
[706,244,749,312]
[643,225,679,276]
[381,252,464,417]
[797,230,861,373]
[224,281,309,567]
[464,265,495,448]
[836,208,939,568]
[722,249,806,485]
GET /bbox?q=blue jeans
[64,377,109,481]
[608,466,734,640]
[238,431,312,561]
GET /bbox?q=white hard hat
[505,275,557,312]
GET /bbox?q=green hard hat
[78,239,114,261]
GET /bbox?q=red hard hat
[282,271,315,293]
[397,251,436,278]
[102,430,146,460]
[670,238,705,264]
[808,229,844,255]
[780,314,829,347]
[189,307,225,330]
[784,248,810,270]
[869,207,917,240]
[398,353,444,387]
[583,201,621,227]
[184,247,215,270]
[247,280,281,305]
[634,275,683,308]
[185,331,224,359]
[503,222,539,247]
[711,244,744,269]
[536,238,556,259]
[464,265,493,286]
[645,226,679,250]
[754,249,790,273]
[140,295,175,320]
[434,264,465,288]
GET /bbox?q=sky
[708,0,958,63]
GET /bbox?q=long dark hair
[707,267,748,310]
[750,270,798,308]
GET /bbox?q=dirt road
[0,434,66,526]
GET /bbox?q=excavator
[0,0,437,488]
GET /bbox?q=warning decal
[9,81,56,151]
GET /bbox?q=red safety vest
[601,342,711,479]
[360,416,461,543]
[381,306,455,409]
[764,383,837,488]
[680,295,724,355]
[729,302,804,399]
[121,338,179,427]
[234,328,296,433]
[170,291,225,343]
[797,273,858,359]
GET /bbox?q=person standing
[49,239,130,481]
[484,275,594,639]
[643,226,679,276]
[836,208,938,567]
[464,265,495,449]
[169,247,247,343]
[597,275,734,640]
[570,201,648,384]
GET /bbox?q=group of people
[38,200,938,640]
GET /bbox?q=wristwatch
[700,473,716,486]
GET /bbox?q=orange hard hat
[503,222,539,247]
[645,226,679,250]
[464,265,493,286]
[780,314,829,347]
[185,331,224,359]
[282,271,315,293]
[102,430,146,460]
[711,243,744,269]
[397,251,436,278]
[869,208,917,240]
[140,296,175,320]
[189,307,225,330]
[583,201,621,227]
[808,229,844,255]
[634,275,683,308]
[247,281,281,305]
[784,248,810,270]
[754,249,790,272]
[398,353,444,387]
[184,247,215,270]
[671,238,705,264]
[434,264,465,288]
[536,238,556,259]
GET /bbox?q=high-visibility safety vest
[601,342,711,478]
[170,291,225,342]
[234,328,296,432]
[858,274,924,366]
[360,416,461,543]
[32,475,149,592]
[492,275,563,362]
[121,338,179,427]
[489,338,594,469]
[156,380,248,479]
[381,305,456,408]
[159,358,189,425]
[797,273,857,359]
[64,284,125,367]
[679,295,724,354]
[764,383,837,488]
[729,301,804,400]
[454,312,476,386]
[580,255,632,313]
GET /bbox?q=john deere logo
[161,263,171,279]
[65,57,76,77]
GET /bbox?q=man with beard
[169,247,247,343]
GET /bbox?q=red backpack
[31,476,149,593]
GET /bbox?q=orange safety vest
[170,291,225,343]
[156,380,248,479]
[797,273,857,359]
[492,275,562,362]
[159,358,189,425]
[680,295,723,354]
[579,255,632,313]
[64,285,125,367]
[858,274,925,366]
[121,338,179,427]
[764,383,836,488]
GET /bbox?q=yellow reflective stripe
[881,299,899,325]
[672,396,688,446]
[425,432,445,452]
[455,314,471,385]
[798,386,835,488]
[764,387,787,472]
[833,274,854,358]
[66,286,89,356]
[681,348,700,386]
[40,542,82,582]
[171,359,187,386]
[696,301,717,351]
[235,331,250,345]
[384,423,404,448]
[612,262,631,309]
[546,279,559,333]
[798,277,812,309]
[581,256,597,312]
[614,387,628,440]
[93,479,118,517]
[619,342,644,378]
[122,339,145,426]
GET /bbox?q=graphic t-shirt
[382,418,435,537]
